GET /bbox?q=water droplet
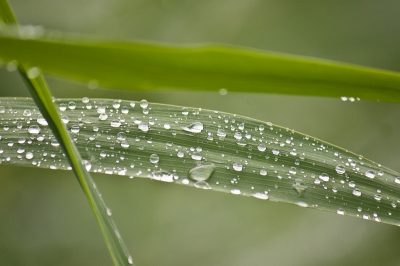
[149,154,159,164]
[37,118,48,125]
[189,164,215,182]
[68,101,76,110]
[27,67,40,79]
[0,106,5,113]
[352,189,362,197]
[110,120,121,128]
[70,125,80,133]
[97,106,106,114]
[293,179,307,196]
[341,96,348,101]
[164,123,171,129]
[257,144,266,152]
[233,162,243,171]
[182,122,203,133]
[219,88,228,95]
[140,99,148,108]
[23,109,32,117]
[82,160,92,171]
[272,149,280,155]
[88,79,98,89]
[130,102,136,108]
[234,132,242,140]
[365,170,376,179]
[231,189,241,195]
[151,170,174,182]
[335,165,346,174]
[182,107,189,115]
[337,209,345,215]
[217,129,226,137]
[259,169,267,176]
[252,192,269,200]
[319,173,329,182]
[28,125,41,134]
[395,178,400,184]
[82,97,90,104]
[138,122,149,132]
[112,100,121,109]
[296,202,308,208]
[374,194,382,201]
[289,167,297,175]
[25,152,34,159]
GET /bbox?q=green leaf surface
[1,97,399,226]
[0,31,400,102]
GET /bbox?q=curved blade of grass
[1,97,399,226]
[1,30,400,103]
[0,2,133,265]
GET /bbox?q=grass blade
[0,2,133,265]
[1,97,399,226]
[0,31,400,102]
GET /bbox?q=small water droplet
[257,144,266,152]
[138,122,149,132]
[231,189,241,195]
[27,67,40,79]
[337,209,345,215]
[140,99,148,108]
[335,165,346,174]
[182,107,189,115]
[23,109,32,117]
[37,118,48,125]
[25,152,34,159]
[365,170,376,179]
[70,125,80,133]
[68,101,76,110]
[259,169,267,176]
[352,189,362,197]
[272,149,280,155]
[219,88,228,95]
[252,192,269,200]
[151,170,174,182]
[149,154,159,164]
[217,129,226,137]
[319,173,329,182]
[110,120,121,128]
[82,97,90,104]
[293,179,307,196]
[233,162,243,171]
[28,125,41,134]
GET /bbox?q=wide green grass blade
[1,97,399,226]
[0,2,133,265]
[0,31,400,102]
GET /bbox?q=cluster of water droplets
[0,97,399,225]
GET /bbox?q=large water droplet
[189,164,215,182]
[182,122,203,133]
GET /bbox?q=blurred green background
[1,0,400,265]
